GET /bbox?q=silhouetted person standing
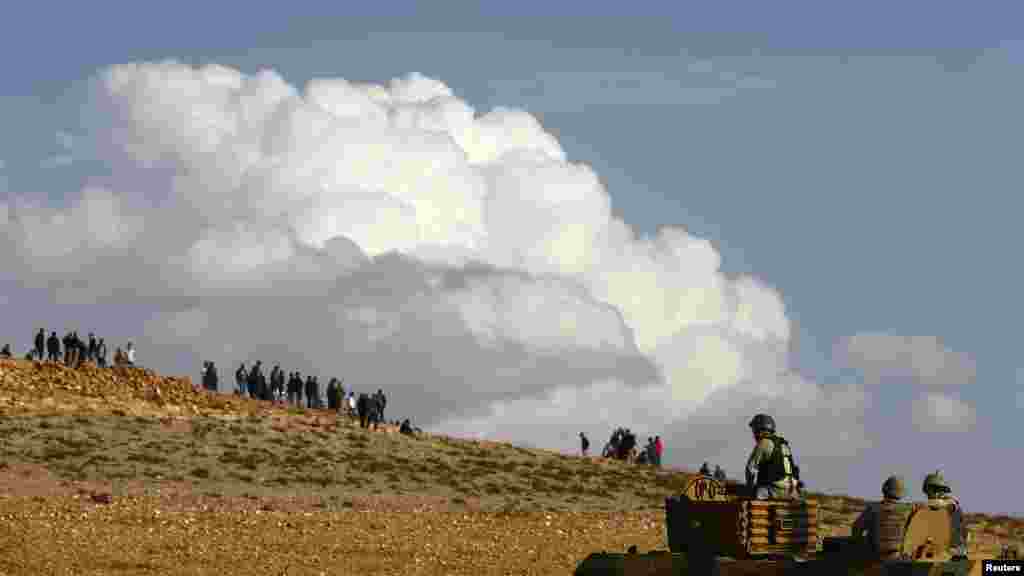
[34,329,45,361]
[374,389,387,422]
[62,332,72,365]
[235,363,246,395]
[305,376,317,409]
[96,338,107,367]
[46,332,60,362]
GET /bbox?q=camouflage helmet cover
[882,475,905,499]
[923,470,950,494]
[748,414,776,434]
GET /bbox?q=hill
[0,357,1020,574]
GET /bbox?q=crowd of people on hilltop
[3,329,422,437]
[201,360,417,434]
[1,328,136,369]
[577,428,664,467]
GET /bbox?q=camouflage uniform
[852,476,910,556]
[922,471,966,558]
[745,436,800,498]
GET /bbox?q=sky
[1,2,1022,515]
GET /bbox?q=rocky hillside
[0,357,1020,574]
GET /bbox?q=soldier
[699,462,712,476]
[745,414,802,499]
[0,344,11,358]
[87,333,97,363]
[34,329,45,361]
[921,471,967,558]
[579,432,590,456]
[851,475,910,556]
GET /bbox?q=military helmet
[748,414,776,434]
[882,475,905,499]
[923,470,950,495]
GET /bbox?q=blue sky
[1,3,1022,513]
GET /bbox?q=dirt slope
[0,358,1020,574]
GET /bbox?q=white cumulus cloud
[0,60,979,508]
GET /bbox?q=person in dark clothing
[235,363,247,396]
[0,344,11,358]
[247,362,261,399]
[47,332,60,362]
[368,394,381,430]
[71,333,84,368]
[62,332,72,366]
[304,376,317,409]
[202,361,219,392]
[373,389,387,422]
[580,432,590,456]
[87,333,98,363]
[287,372,299,405]
[34,329,45,361]
[96,338,107,368]
[400,418,414,436]
[326,379,338,411]
[357,393,373,428]
[713,465,727,482]
[645,437,657,465]
[271,366,284,402]
[257,366,269,401]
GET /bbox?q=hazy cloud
[911,392,976,433]
[835,333,977,388]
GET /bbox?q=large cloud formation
[0,61,1004,512]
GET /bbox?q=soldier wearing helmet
[922,471,954,503]
[744,414,802,499]
[851,475,911,555]
[922,471,967,558]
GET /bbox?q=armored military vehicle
[574,473,982,575]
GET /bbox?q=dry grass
[0,357,1021,574]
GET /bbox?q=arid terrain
[0,358,1021,575]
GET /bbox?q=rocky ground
[0,358,1021,575]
